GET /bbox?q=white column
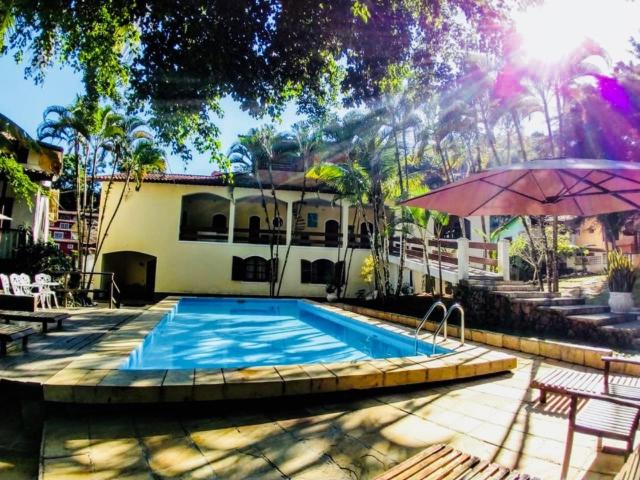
[497,239,511,281]
[32,192,42,243]
[228,200,235,244]
[285,200,293,245]
[341,201,349,247]
[41,195,50,241]
[456,237,469,282]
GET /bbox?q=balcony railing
[179,227,373,249]
[179,228,228,242]
[390,236,510,281]
[233,228,286,245]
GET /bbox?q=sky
[0,56,301,175]
[1,0,639,175]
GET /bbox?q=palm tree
[38,100,92,270]
[227,125,298,296]
[88,113,163,290]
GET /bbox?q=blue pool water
[122,298,451,370]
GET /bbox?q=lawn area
[559,274,640,306]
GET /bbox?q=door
[325,220,339,247]
[249,216,261,243]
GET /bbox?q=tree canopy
[1,0,508,160]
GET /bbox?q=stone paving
[0,307,144,479]
[40,350,632,479]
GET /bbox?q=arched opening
[249,216,261,243]
[179,193,230,242]
[325,219,340,247]
[300,259,345,285]
[292,198,340,247]
[102,251,157,300]
[231,256,278,282]
[234,195,287,245]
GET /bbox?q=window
[59,222,70,230]
[53,231,64,240]
[232,256,278,282]
[307,212,318,228]
[301,259,345,284]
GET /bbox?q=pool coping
[42,297,518,404]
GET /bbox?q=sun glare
[513,0,638,66]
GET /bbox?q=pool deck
[40,352,631,479]
[0,303,632,478]
[37,297,517,404]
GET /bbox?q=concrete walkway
[40,350,631,479]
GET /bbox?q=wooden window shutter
[231,256,244,281]
[300,260,311,283]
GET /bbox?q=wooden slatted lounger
[374,444,540,480]
[615,445,640,480]
[0,310,70,334]
[531,356,640,403]
[0,324,35,355]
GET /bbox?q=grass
[559,274,640,305]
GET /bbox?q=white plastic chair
[0,274,11,295]
[35,273,58,308]
[11,273,46,308]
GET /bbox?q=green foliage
[606,250,637,293]
[11,241,73,276]
[3,1,507,159]
[0,153,39,206]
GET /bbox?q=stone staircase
[462,278,640,350]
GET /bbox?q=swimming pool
[122,298,451,370]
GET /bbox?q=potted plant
[325,284,338,302]
[606,251,637,313]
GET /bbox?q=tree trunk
[552,215,559,292]
[511,109,528,162]
[538,216,552,292]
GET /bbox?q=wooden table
[0,324,35,355]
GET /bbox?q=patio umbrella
[402,159,640,217]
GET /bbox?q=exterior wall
[573,217,639,254]
[98,182,372,298]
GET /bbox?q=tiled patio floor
[40,351,631,479]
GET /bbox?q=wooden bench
[374,444,540,480]
[0,310,70,333]
[615,445,640,480]
[531,357,640,404]
[561,390,640,479]
[0,324,35,355]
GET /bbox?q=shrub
[606,250,637,293]
[10,241,73,276]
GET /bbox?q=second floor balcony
[177,192,375,249]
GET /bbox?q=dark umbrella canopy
[403,159,640,216]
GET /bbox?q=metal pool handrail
[415,301,447,354]
[432,303,465,355]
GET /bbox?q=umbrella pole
[552,216,559,293]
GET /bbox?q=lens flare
[512,0,637,66]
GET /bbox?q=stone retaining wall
[334,303,640,376]
[453,284,638,349]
